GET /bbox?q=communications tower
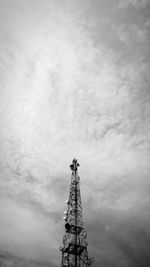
[60,158,93,267]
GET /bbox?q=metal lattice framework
[60,159,93,267]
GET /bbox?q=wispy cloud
[111,24,146,45]
[117,0,148,9]
[0,0,150,266]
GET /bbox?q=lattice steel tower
[60,158,93,267]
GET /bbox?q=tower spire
[60,158,93,267]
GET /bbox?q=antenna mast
[60,159,93,267]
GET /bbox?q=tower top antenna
[70,158,80,171]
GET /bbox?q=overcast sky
[0,0,150,266]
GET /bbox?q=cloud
[0,198,60,260]
[111,24,146,45]
[0,250,55,267]
[86,206,150,266]
[117,0,148,9]
[0,0,150,266]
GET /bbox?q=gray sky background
[0,0,150,266]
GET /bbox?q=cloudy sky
[0,0,150,266]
